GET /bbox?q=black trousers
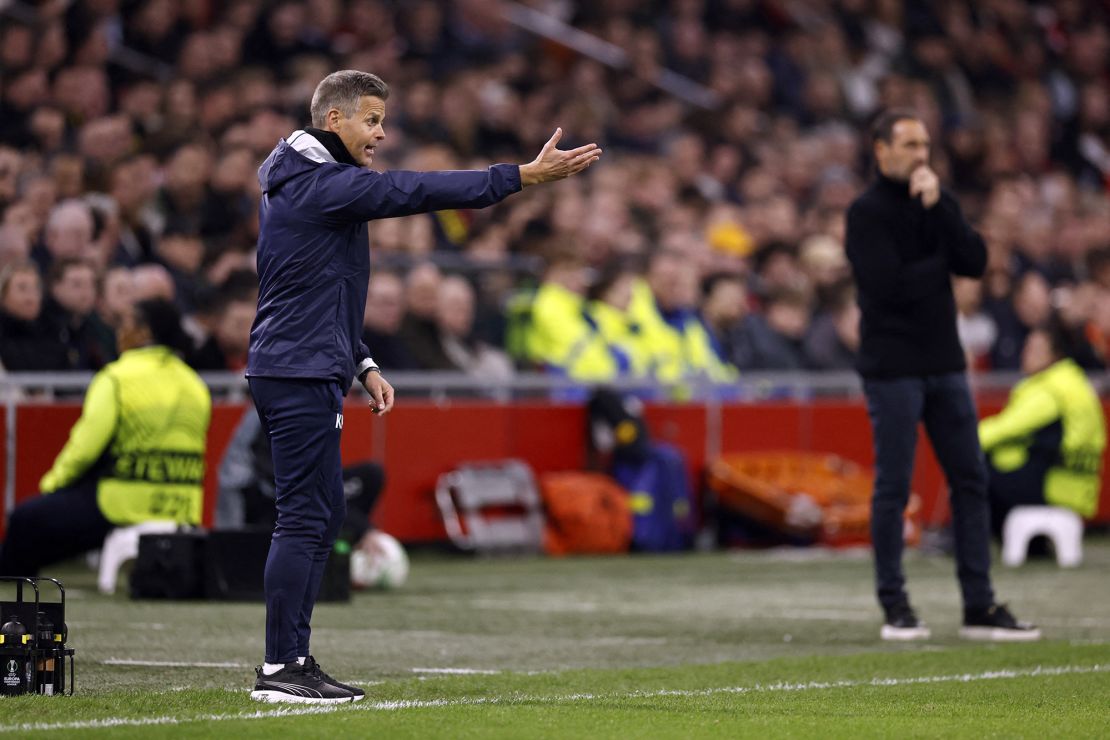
[0,477,113,577]
[863,372,995,612]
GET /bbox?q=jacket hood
[258,130,337,194]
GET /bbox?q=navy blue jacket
[247,131,521,385]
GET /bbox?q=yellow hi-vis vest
[585,300,652,378]
[979,358,1106,517]
[526,281,619,382]
[627,280,737,384]
[40,345,212,525]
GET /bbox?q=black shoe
[304,655,365,702]
[880,602,931,641]
[250,662,356,704]
[960,603,1042,642]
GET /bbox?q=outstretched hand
[519,128,602,187]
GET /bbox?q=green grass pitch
[2,539,1108,738]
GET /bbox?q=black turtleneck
[305,127,360,167]
[844,173,987,379]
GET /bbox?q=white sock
[297,657,306,665]
[262,663,286,675]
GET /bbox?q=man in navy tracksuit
[247,70,601,704]
[846,109,1039,644]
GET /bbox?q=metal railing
[5,368,1109,401]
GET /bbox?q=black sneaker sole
[250,689,356,704]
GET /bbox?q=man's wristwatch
[356,357,380,383]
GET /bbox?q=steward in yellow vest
[524,252,625,383]
[979,324,1106,524]
[0,300,210,577]
[629,271,737,386]
[584,263,652,379]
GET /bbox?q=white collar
[286,130,336,164]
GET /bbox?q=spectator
[155,145,219,238]
[362,271,419,371]
[109,156,160,265]
[0,261,69,372]
[525,246,616,381]
[434,275,514,379]
[732,287,812,371]
[397,261,445,370]
[130,263,176,303]
[631,249,735,383]
[0,223,31,270]
[586,260,652,379]
[188,291,256,372]
[990,271,1052,370]
[798,234,850,305]
[954,276,998,371]
[192,271,260,372]
[98,266,136,333]
[155,229,205,312]
[750,240,808,301]
[34,199,97,275]
[42,258,117,370]
[804,280,860,371]
[0,147,22,209]
[699,271,749,369]
[1053,282,1106,371]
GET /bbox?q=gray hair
[310,70,390,128]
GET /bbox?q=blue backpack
[611,443,695,552]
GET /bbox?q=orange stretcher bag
[706,451,920,547]
[539,472,633,556]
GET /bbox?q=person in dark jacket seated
[41,257,116,370]
[188,291,256,371]
[731,287,812,371]
[0,261,69,372]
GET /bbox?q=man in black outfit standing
[846,109,1040,642]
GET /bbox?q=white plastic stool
[97,521,179,594]
[1001,506,1084,568]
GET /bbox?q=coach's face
[329,95,386,168]
[876,118,930,181]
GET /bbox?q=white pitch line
[412,667,502,675]
[102,659,249,669]
[1,662,1105,734]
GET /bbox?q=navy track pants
[248,377,346,664]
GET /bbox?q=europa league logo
[5,660,16,674]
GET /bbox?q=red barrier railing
[3,398,1109,542]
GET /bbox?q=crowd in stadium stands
[1,0,1109,386]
